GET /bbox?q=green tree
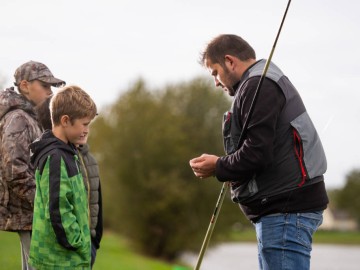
[336,169,360,225]
[89,78,247,260]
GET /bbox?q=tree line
[330,170,360,226]
[88,78,247,260]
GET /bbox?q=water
[181,243,360,269]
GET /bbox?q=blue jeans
[254,212,323,270]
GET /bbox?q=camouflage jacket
[0,87,42,231]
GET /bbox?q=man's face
[25,80,53,105]
[205,58,238,96]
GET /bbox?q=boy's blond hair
[50,85,97,126]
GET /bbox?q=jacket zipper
[293,129,307,187]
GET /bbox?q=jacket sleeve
[48,153,82,250]
[1,113,36,207]
[215,77,286,182]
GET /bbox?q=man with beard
[189,34,328,270]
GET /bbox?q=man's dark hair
[200,34,256,67]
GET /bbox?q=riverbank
[181,243,360,270]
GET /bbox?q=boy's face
[65,116,92,145]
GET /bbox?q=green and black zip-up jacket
[217,60,328,221]
[29,130,91,270]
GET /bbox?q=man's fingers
[190,155,214,179]
[190,156,204,164]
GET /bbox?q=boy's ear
[60,115,70,126]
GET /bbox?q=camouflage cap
[14,61,66,87]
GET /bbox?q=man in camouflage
[0,61,65,270]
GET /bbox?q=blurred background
[1,0,360,269]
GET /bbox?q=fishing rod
[194,1,292,269]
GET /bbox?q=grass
[0,231,191,270]
[313,230,360,245]
[93,232,190,270]
[0,231,21,268]
[2,229,359,270]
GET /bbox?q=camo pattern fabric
[14,61,65,87]
[0,87,42,231]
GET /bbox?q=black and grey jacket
[216,60,328,221]
[77,144,103,249]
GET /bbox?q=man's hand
[189,154,219,179]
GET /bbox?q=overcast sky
[1,0,359,189]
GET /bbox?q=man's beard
[223,69,238,96]
[222,65,238,97]
[227,86,235,96]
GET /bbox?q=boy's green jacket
[29,131,91,270]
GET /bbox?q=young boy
[29,85,97,269]
[35,95,103,268]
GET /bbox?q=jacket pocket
[292,128,307,186]
[290,112,327,182]
[230,177,259,203]
[222,111,235,155]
